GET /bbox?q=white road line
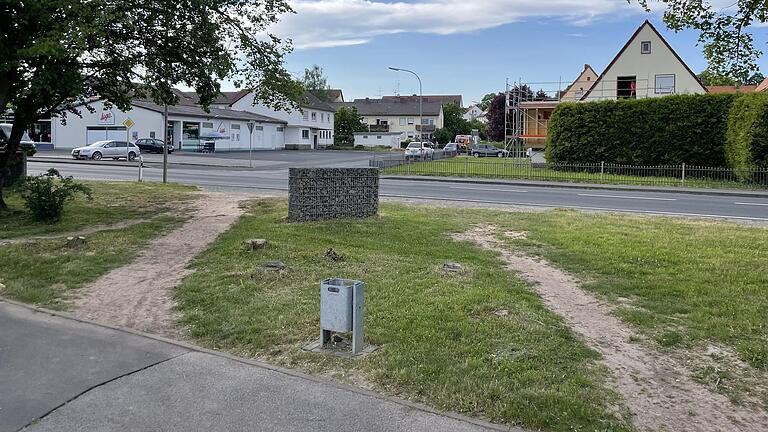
[734,202,768,207]
[578,193,677,201]
[449,186,528,193]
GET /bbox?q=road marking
[577,193,677,201]
[734,202,768,207]
[449,186,528,193]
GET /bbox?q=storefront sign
[98,109,115,125]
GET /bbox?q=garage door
[86,126,127,145]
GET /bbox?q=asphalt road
[0,301,500,432]
[27,157,768,222]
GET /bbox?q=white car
[71,140,141,161]
[404,142,435,160]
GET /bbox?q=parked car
[405,142,435,160]
[71,140,141,161]
[135,138,174,154]
[442,143,458,155]
[470,144,508,158]
[0,123,37,156]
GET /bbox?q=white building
[49,90,334,151]
[581,20,707,101]
[353,131,403,149]
[462,105,486,123]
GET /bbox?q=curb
[29,157,251,170]
[381,175,768,199]
[0,297,517,432]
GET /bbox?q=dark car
[470,144,508,158]
[135,138,174,154]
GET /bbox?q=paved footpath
[0,301,506,432]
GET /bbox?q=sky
[248,0,768,104]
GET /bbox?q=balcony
[415,124,436,132]
[369,124,390,132]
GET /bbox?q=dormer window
[641,41,652,54]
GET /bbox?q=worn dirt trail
[453,225,768,432]
[73,192,244,337]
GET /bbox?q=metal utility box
[320,278,365,355]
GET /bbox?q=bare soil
[73,192,245,337]
[453,225,768,432]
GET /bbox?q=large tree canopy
[638,0,767,80]
[333,106,367,145]
[0,0,304,209]
[303,65,332,101]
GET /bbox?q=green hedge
[726,92,768,169]
[546,94,739,166]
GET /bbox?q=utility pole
[162,104,168,183]
[388,67,422,141]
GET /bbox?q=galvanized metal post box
[320,278,365,355]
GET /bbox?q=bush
[19,168,92,222]
[354,144,365,150]
[546,94,738,166]
[726,92,768,169]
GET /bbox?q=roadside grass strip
[0,181,196,239]
[384,157,764,190]
[0,216,185,308]
[175,199,633,431]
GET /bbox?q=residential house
[334,98,445,141]
[705,85,758,94]
[326,89,345,102]
[756,78,768,92]
[581,20,707,101]
[382,95,462,107]
[560,64,599,101]
[463,105,487,123]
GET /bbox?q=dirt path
[0,218,164,247]
[453,225,768,432]
[73,192,245,337]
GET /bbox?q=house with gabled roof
[581,20,708,101]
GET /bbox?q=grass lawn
[383,157,764,189]
[176,199,632,431]
[177,200,768,428]
[0,181,197,239]
[0,215,185,308]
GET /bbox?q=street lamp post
[388,67,422,141]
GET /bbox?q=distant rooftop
[382,95,462,107]
[706,85,758,94]
[334,98,444,116]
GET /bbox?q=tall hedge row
[546,94,740,166]
[726,92,768,168]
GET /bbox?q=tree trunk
[0,116,30,211]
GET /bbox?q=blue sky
[257,1,768,104]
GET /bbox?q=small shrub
[354,144,365,150]
[19,168,92,222]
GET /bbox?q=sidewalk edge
[0,296,517,432]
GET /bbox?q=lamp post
[388,67,422,141]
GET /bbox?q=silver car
[71,140,141,161]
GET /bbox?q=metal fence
[369,154,768,189]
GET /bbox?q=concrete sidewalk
[0,300,506,432]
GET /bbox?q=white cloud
[271,0,645,49]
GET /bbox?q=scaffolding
[503,77,654,156]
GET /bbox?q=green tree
[638,0,766,80]
[698,69,738,86]
[746,72,765,86]
[478,93,497,111]
[442,103,470,140]
[334,107,367,145]
[0,0,304,210]
[432,128,453,145]
[303,65,331,101]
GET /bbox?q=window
[617,76,637,99]
[655,74,675,94]
[253,126,263,131]
[231,124,240,130]
[277,127,284,132]
[311,112,317,122]
[149,131,156,138]
[399,118,406,126]
[202,122,213,128]
[302,129,309,139]
[376,136,382,139]
[302,111,309,121]
[363,135,368,139]
[575,89,584,98]
[407,118,414,125]
[641,41,651,54]
[421,118,434,125]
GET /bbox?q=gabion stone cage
[288,168,379,222]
